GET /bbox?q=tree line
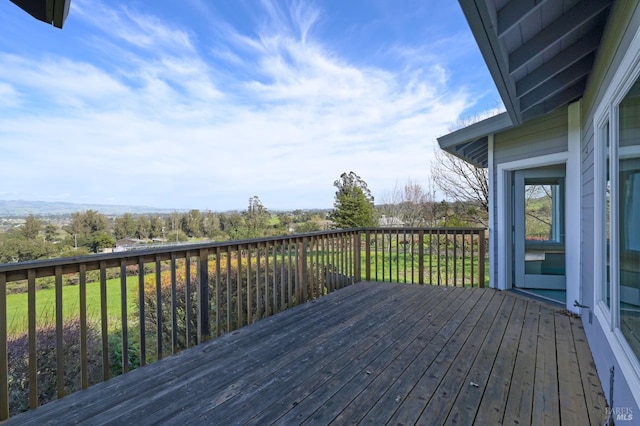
[1,152,488,264]
[0,199,330,263]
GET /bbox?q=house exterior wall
[494,107,568,164]
[580,0,640,413]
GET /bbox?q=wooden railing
[0,227,485,420]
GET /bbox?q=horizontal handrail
[0,227,485,420]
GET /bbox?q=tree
[329,171,377,228]
[90,232,115,253]
[182,210,204,238]
[136,216,151,239]
[20,214,42,240]
[113,213,138,240]
[379,178,438,226]
[44,224,59,242]
[244,196,270,238]
[432,149,489,225]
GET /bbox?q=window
[598,73,640,360]
[618,77,640,358]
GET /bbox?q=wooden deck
[4,282,607,425]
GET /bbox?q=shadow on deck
[5,282,607,425]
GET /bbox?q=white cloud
[73,0,195,54]
[0,0,477,210]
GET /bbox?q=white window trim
[592,20,640,408]
[496,151,569,292]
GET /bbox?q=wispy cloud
[0,0,488,210]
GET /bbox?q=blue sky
[0,0,500,211]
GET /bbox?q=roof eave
[459,0,522,125]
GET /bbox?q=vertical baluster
[332,236,336,290]
[54,266,64,398]
[185,252,193,346]
[402,230,407,283]
[430,230,434,285]
[237,245,243,328]
[247,245,252,324]
[215,248,222,337]
[120,259,129,372]
[384,231,388,282]
[445,231,449,285]
[309,238,315,300]
[396,230,400,283]
[453,231,458,287]
[226,247,232,333]
[0,272,7,421]
[479,229,486,288]
[256,244,261,320]
[374,232,379,281]
[271,244,277,314]
[263,244,269,317]
[354,232,361,284]
[138,257,146,366]
[365,230,371,281]
[100,261,110,379]
[170,254,177,355]
[418,230,424,285]
[198,249,209,342]
[80,264,89,386]
[461,231,466,286]
[154,256,163,360]
[280,243,285,309]
[287,240,293,304]
[27,269,37,409]
[471,231,476,287]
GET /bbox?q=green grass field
[6,276,139,336]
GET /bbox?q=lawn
[6,276,139,336]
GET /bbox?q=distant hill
[0,200,178,217]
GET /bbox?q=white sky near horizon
[0,0,500,211]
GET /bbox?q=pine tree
[330,172,377,228]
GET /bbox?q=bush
[136,254,312,358]
[7,319,103,416]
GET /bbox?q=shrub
[7,319,102,416]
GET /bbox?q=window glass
[604,122,611,308]
[525,182,562,243]
[619,77,640,358]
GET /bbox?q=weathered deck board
[4,282,607,426]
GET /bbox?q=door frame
[495,103,581,313]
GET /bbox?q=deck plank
[4,283,607,426]
[570,315,607,425]
[377,290,495,425]
[234,286,467,425]
[330,288,473,425]
[441,292,516,425]
[502,300,540,425]
[103,285,417,424]
[357,288,487,424]
[414,290,506,425]
[531,304,561,426]
[183,283,457,424]
[473,296,528,425]
[556,311,591,426]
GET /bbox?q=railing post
[198,248,210,343]
[479,229,486,288]
[0,272,8,421]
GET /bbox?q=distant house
[114,238,147,252]
[378,215,405,227]
[439,0,639,414]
